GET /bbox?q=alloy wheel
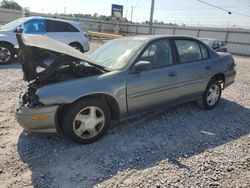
[207,84,220,106]
[73,106,105,139]
[0,47,11,63]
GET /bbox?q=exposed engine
[16,33,105,106]
[20,63,103,107]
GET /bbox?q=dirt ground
[0,42,249,188]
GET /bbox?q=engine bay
[16,33,106,106]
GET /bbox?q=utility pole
[64,7,66,14]
[149,0,155,34]
[22,8,25,17]
[130,6,134,22]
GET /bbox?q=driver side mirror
[16,26,24,33]
[132,61,151,74]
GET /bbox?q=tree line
[0,0,178,26]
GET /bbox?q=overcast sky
[14,0,250,28]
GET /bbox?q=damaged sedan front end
[16,34,108,133]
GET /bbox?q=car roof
[19,16,79,25]
[199,37,221,41]
[114,35,201,43]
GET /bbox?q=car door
[172,39,212,99]
[126,39,184,115]
[45,20,79,44]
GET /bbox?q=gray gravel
[0,42,249,188]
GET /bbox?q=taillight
[228,58,236,70]
[232,58,236,67]
[83,32,89,39]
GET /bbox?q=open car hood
[17,34,105,83]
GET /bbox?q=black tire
[62,98,111,144]
[197,79,222,110]
[0,44,15,65]
[69,43,83,52]
[69,43,83,64]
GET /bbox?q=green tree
[93,12,98,19]
[0,0,22,10]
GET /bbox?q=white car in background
[0,16,90,64]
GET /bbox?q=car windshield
[0,18,24,31]
[200,39,214,47]
[90,39,145,70]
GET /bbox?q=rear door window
[175,39,202,63]
[200,43,209,59]
[46,20,79,32]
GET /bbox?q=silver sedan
[16,34,236,144]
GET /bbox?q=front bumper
[15,104,59,133]
[82,40,90,52]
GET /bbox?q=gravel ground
[0,42,249,188]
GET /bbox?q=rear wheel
[0,44,14,65]
[69,43,83,52]
[62,99,110,144]
[69,43,83,63]
[197,79,222,110]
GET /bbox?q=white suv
[0,16,90,64]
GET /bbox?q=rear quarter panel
[210,53,236,86]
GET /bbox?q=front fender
[0,32,17,46]
[36,74,127,117]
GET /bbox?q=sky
[14,0,250,28]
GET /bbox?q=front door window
[24,19,46,34]
[138,39,173,70]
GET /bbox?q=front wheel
[62,99,110,144]
[0,44,14,65]
[197,79,222,110]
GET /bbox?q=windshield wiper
[83,60,111,72]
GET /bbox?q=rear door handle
[205,65,211,70]
[168,72,177,77]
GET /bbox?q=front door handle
[205,65,211,70]
[168,72,177,77]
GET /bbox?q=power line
[136,5,250,11]
[197,0,233,13]
[230,11,250,18]
[135,5,250,11]
[197,0,250,17]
